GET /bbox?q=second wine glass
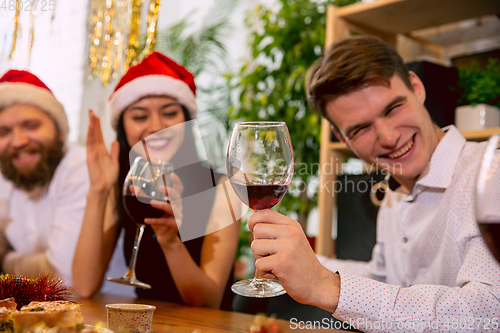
[227,121,294,298]
[475,134,500,263]
[107,156,173,289]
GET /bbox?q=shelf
[328,141,353,157]
[328,127,500,154]
[461,127,500,141]
[335,0,500,36]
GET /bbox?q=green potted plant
[227,0,360,232]
[455,58,500,132]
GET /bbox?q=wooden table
[78,293,345,332]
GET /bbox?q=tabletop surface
[78,293,344,333]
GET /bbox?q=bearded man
[0,70,89,285]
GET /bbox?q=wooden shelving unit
[315,0,500,257]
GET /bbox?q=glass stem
[251,272,268,284]
[125,223,146,280]
[250,272,267,296]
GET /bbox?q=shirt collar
[416,125,466,189]
[386,125,466,192]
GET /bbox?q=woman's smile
[145,137,172,151]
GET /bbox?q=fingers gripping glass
[107,156,173,289]
[227,122,294,298]
[475,134,500,263]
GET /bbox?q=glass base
[107,276,151,289]
[231,278,286,298]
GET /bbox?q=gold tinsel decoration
[88,0,160,85]
[27,8,36,67]
[9,4,21,59]
[7,1,57,67]
[143,0,160,57]
[124,0,143,72]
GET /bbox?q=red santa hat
[0,70,69,137]
[107,52,197,130]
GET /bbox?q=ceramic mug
[106,304,156,333]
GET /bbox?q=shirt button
[403,237,408,243]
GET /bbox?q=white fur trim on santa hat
[0,82,69,137]
[107,74,197,130]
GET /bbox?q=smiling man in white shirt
[248,36,500,332]
[0,70,89,285]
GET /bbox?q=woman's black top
[123,162,234,310]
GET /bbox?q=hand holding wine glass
[227,121,294,298]
[107,156,173,289]
[475,134,500,262]
[143,172,184,249]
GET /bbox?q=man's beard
[0,137,65,192]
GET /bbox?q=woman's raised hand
[86,109,120,193]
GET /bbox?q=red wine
[231,182,288,210]
[478,222,500,263]
[124,195,166,224]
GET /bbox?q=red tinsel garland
[0,273,73,309]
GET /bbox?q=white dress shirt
[318,126,500,332]
[0,144,89,285]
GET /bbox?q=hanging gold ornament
[111,0,129,81]
[88,0,161,85]
[124,0,143,71]
[9,4,21,59]
[27,8,36,67]
[88,0,104,79]
[7,1,56,67]
[51,0,57,21]
[101,0,116,86]
[143,0,160,56]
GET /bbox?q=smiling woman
[72,52,242,310]
[122,97,186,163]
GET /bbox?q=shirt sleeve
[333,236,500,333]
[45,157,89,285]
[0,203,12,263]
[2,250,56,278]
[317,242,387,282]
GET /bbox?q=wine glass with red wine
[107,156,173,289]
[475,134,500,263]
[227,121,294,297]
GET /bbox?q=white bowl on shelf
[455,104,500,132]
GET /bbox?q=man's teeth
[16,152,33,158]
[388,139,414,159]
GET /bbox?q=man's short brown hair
[306,35,413,123]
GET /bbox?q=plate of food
[0,273,86,333]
